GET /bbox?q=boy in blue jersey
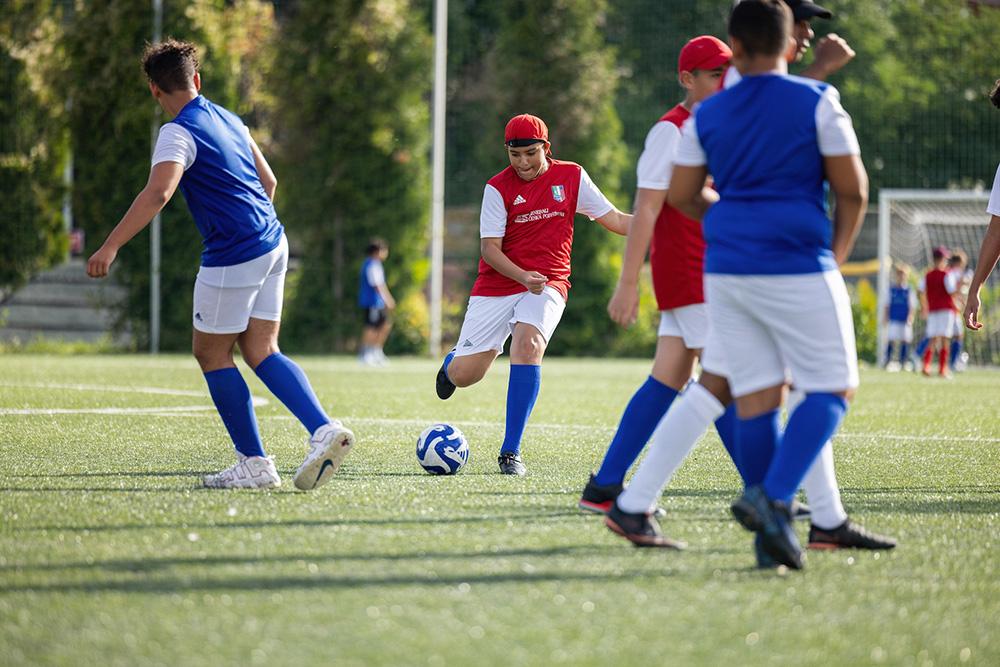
[883,264,917,371]
[668,0,868,569]
[87,39,354,490]
[358,238,396,366]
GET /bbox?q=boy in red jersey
[435,114,631,475]
[578,36,735,519]
[919,247,959,378]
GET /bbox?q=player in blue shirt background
[669,0,869,569]
[357,238,396,366]
[87,39,354,491]
[883,263,917,371]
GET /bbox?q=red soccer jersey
[924,268,956,312]
[644,104,706,310]
[472,159,610,301]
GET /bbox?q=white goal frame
[876,189,992,366]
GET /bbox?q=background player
[946,250,971,370]
[87,39,354,490]
[964,78,1000,331]
[578,36,735,519]
[434,114,631,475]
[358,237,396,367]
[918,247,959,378]
[883,263,917,371]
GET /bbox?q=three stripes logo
[512,194,527,206]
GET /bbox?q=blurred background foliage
[2,0,999,357]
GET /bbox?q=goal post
[876,189,995,367]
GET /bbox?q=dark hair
[142,38,199,93]
[991,79,1000,109]
[366,238,388,255]
[948,250,967,265]
[729,0,792,58]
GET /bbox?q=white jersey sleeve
[366,260,386,288]
[918,276,926,292]
[944,271,959,294]
[480,184,507,238]
[988,163,1000,216]
[636,121,682,190]
[576,167,615,220]
[152,123,197,170]
[816,87,860,156]
[673,117,707,167]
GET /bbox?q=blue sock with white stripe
[714,403,744,482]
[763,393,848,503]
[593,376,678,486]
[254,353,330,436]
[204,367,265,458]
[500,364,541,456]
[737,410,780,487]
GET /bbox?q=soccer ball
[416,423,470,475]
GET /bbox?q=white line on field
[0,382,208,397]
[0,381,268,412]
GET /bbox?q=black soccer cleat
[732,485,803,570]
[578,474,623,514]
[497,452,526,476]
[754,533,778,569]
[604,502,686,549]
[793,501,811,521]
[808,520,897,550]
[436,359,456,400]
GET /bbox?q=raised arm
[87,161,184,278]
[594,208,631,236]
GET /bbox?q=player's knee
[192,344,230,372]
[511,335,545,363]
[241,344,278,370]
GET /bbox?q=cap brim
[794,4,833,20]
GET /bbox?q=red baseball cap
[678,35,732,74]
[505,114,549,149]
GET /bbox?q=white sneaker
[374,349,388,366]
[293,421,355,491]
[204,455,281,489]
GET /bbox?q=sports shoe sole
[203,476,281,490]
[293,427,355,491]
[730,497,763,532]
[578,498,613,514]
[604,515,687,550]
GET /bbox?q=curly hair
[141,38,199,93]
[991,79,1000,109]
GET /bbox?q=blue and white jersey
[674,73,860,275]
[152,95,283,267]
[358,257,386,308]
[888,284,915,322]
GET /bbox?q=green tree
[0,1,68,295]
[270,0,432,353]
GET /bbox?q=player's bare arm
[377,283,396,310]
[824,153,868,265]
[593,208,631,236]
[964,214,1000,330]
[480,237,547,295]
[87,161,185,278]
[248,134,277,201]
[667,166,718,221]
[801,33,855,81]
[608,187,666,328]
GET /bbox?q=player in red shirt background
[435,114,632,475]
[919,247,960,378]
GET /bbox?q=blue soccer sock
[442,349,456,381]
[899,342,910,363]
[949,338,962,368]
[763,393,848,503]
[499,364,541,456]
[884,342,895,364]
[915,336,930,358]
[254,352,330,436]
[738,409,781,487]
[593,376,679,486]
[204,367,265,458]
[714,403,744,482]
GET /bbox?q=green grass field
[1,354,998,666]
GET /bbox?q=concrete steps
[0,259,132,346]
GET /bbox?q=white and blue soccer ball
[416,423,470,475]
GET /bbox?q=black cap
[783,0,833,20]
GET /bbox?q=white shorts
[704,272,859,397]
[454,286,566,357]
[192,235,288,334]
[886,321,913,343]
[658,304,709,350]
[699,319,730,379]
[925,310,956,338]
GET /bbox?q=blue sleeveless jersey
[358,258,385,308]
[694,74,836,275]
[888,285,912,322]
[170,96,283,267]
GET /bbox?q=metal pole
[876,193,891,368]
[428,0,448,357]
[150,0,163,354]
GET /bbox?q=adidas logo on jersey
[512,194,527,206]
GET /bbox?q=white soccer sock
[617,383,725,514]
[788,388,849,530]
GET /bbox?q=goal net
[877,189,998,366]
